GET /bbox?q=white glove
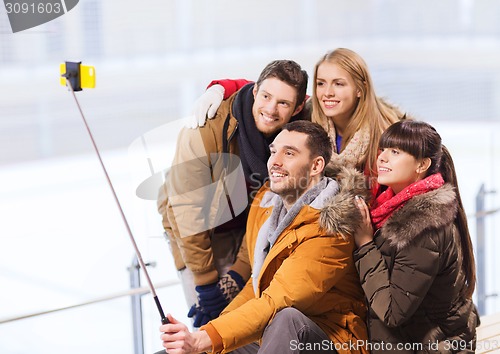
[186,84,225,129]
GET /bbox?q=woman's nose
[378,150,388,162]
[325,84,335,96]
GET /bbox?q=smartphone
[60,62,96,90]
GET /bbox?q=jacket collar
[380,183,457,250]
[319,166,371,239]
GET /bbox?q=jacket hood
[382,183,458,250]
[319,166,371,238]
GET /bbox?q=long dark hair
[379,120,476,298]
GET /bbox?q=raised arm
[187,79,252,128]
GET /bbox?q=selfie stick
[62,65,169,325]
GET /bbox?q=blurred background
[1,1,499,353]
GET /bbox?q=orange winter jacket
[203,168,371,354]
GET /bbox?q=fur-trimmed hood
[319,166,371,238]
[381,183,458,251]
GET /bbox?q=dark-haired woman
[354,120,479,353]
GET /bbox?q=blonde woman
[311,48,401,182]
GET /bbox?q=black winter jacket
[354,184,479,353]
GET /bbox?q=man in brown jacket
[157,60,308,327]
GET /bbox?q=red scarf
[370,173,445,229]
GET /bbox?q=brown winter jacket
[157,91,251,286]
[354,184,479,353]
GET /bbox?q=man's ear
[417,157,432,174]
[252,84,258,99]
[311,156,325,177]
[292,99,305,116]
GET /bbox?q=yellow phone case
[60,63,96,89]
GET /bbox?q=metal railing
[475,183,500,315]
[0,256,179,327]
[128,256,156,354]
[0,254,178,354]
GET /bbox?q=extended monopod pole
[62,65,168,325]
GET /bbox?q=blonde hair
[311,48,403,175]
